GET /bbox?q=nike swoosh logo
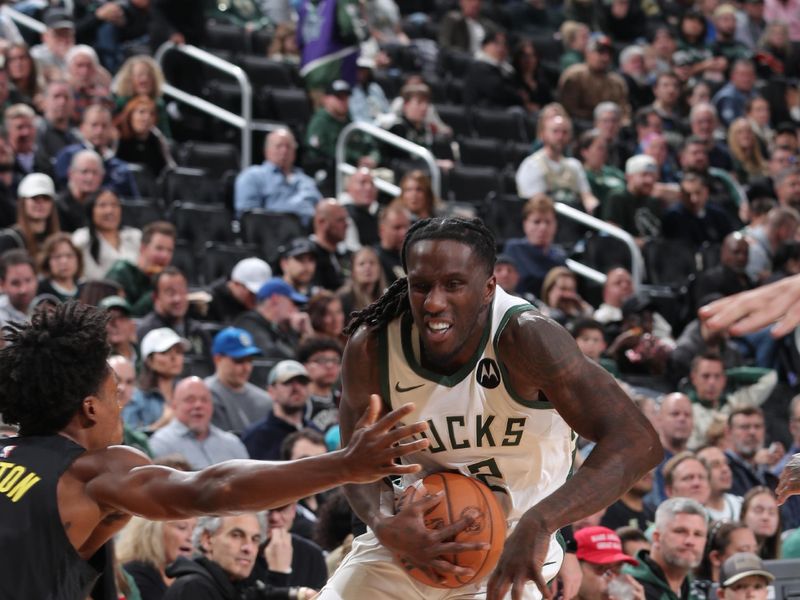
[543,561,556,566]
[395,382,425,393]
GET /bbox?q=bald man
[234,128,322,223]
[148,377,250,468]
[310,199,351,291]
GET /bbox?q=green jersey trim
[492,304,554,410]
[399,303,493,387]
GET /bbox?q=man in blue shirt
[149,377,250,469]
[234,128,321,224]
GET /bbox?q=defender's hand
[342,395,429,484]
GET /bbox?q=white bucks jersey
[380,286,575,529]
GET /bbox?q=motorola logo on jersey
[476,358,500,389]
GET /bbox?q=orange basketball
[394,472,507,588]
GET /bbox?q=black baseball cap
[325,79,352,96]
[279,237,316,259]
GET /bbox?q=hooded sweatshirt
[623,550,702,600]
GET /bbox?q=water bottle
[607,576,635,600]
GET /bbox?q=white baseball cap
[17,173,55,199]
[231,257,272,294]
[140,327,190,359]
[625,154,658,176]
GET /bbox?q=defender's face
[406,240,494,373]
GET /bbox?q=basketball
[394,472,507,588]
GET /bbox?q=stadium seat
[203,242,260,284]
[471,108,527,143]
[482,193,525,247]
[435,103,472,138]
[119,198,164,229]
[447,165,501,206]
[267,88,313,132]
[642,238,698,288]
[126,163,160,199]
[504,142,532,170]
[171,239,198,284]
[239,55,294,88]
[582,233,633,273]
[250,358,278,388]
[458,137,506,169]
[438,48,473,79]
[178,141,240,179]
[160,166,219,205]
[204,21,248,53]
[172,202,234,254]
[240,210,307,264]
[250,28,273,54]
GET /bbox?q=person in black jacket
[463,27,524,110]
[165,514,316,600]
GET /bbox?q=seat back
[240,210,306,264]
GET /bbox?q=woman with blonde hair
[396,170,439,220]
[337,246,387,321]
[727,117,768,185]
[112,55,171,138]
[116,516,197,600]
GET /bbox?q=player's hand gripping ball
[395,472,507,588]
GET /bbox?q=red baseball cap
[575,526,638,566]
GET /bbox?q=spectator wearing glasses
[298,336,343,434]
[574,526,643,600]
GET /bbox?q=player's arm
[698,273,800,337]
[340,326,483,579]
[339,325,391,528]
[488,312,661,600]
[82,398,428,520]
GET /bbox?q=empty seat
[447,165,501,206]
[126,163,160,198]
[438,49,473,79]
[482,193,525,246]
[267,88,313,131]
[204,21,248,52]
[203,79,244,114]
[171,239,198,284]
[504,142,532,170]
[203,241,260,284]
[239,55,294,88]
[120,198,164,229]
[582,233,633,273]
[251,28,273,54]
[178,141,240,179]
[435,103,472,138]
[458,138,506,168]
[172,202,234,254]
[160,166,219,205]
[642,238,698,287]
[249,358,277,387]
[471,108,526,143]
[240,210,306,264]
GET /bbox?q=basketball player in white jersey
[319,217,662,600]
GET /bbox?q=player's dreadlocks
[0,302,110,435]
[344,216,496,335]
